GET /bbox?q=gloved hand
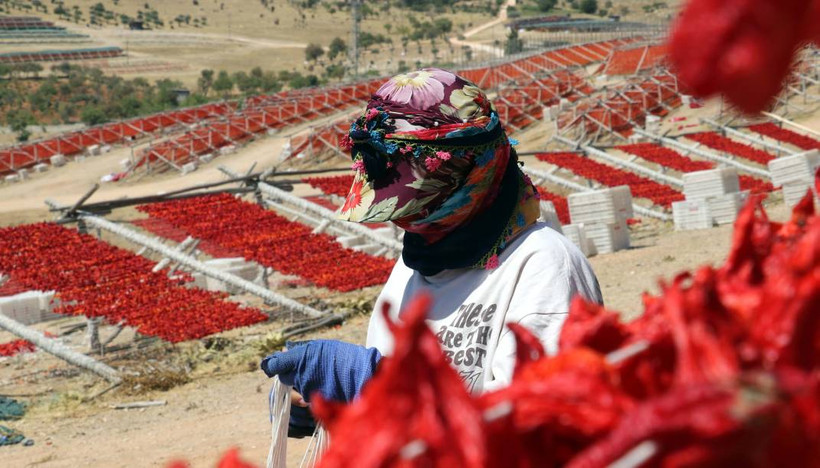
[261,339,382,403]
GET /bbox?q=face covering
[339,68,540,275]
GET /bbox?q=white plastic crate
[584,219,630,254]
[538,200,563,234]
[673,199,713,230]
[782,179,819,208]
[181,162,197,175]
[50,154,66,167]
[768,150,820,188]
[707,190,750,225]
[645,115,661,133]
[0,291,61,326]
[610,185,634,219]
[568,186,633,225]
[562,224,597,257]
[683,168,740,201]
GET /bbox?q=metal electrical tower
[351,0,360,79]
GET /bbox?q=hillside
[0,1,493,86]
[0,0,682,90]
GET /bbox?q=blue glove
[260,339,382,403]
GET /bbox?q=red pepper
[313,293,487,468]
[669,0,817,113]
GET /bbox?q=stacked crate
[566,186,632,254]
[538,200,563,234]
[562,224,597,257]
[672,200,712,230]
[768,150,819,208]
[677,168,748,229]
[0,291,61,325]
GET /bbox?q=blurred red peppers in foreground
[312,174,820,468]
[669,0,820,113]
[172,175,820,466]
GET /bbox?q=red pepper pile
[304,175,356,198]
[749,123,820,151]
[0,223,267,343]
[0,338,36,357]
[619,143,715,173]
[132,217,242,259]
[669,0,819,113]
[618,143,775,195]
[536,152,685,207]
[138,194,395,292]
[311,177,820,467]
[685,132,776,165]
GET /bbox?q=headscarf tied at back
[339,68,540,275]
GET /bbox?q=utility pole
[351,0,360,79]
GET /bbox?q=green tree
[233,71,258,94]
[287,73,319,89]
[52,62,73,76]
[212,70,234,96]
[259,71,281,93]
[324,63,345,81]
[81,105,108,126]
[7,109,36,142]
[536,0,557,11]
[198,69,214,96]
[328,37,347,61]
[504,28,524,56]
[304,43,325,62]
[579,0,598,14]
[154,78,183,107]
[17,62,43,78]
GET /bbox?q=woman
[261,68,602,412]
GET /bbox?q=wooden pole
[0,312,121,384]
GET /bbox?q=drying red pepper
[138,194,395,292]
[669,0,819,113]
[0,338,36,357]
[479,328,634,467]
[183,173,820,468]
[312,293,487,468]
[558,298,629,355]
[566,377,783,468]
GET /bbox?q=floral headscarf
[339,68,540,272]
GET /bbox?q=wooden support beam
[0,312,121,384]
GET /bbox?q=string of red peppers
[669,0,820,113]
[171,175,819,466]
[308,172,819,468]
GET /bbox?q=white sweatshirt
[366,223,603,393]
